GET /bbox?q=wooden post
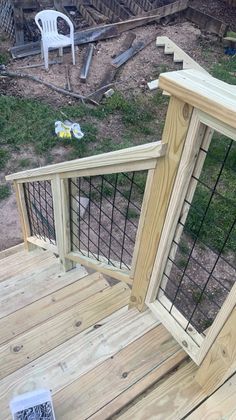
[129,97,193,311]
[13,181,37,251]
[195,306,236,393]
[51,175,75,271]
[13,6,24,45]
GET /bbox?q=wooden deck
[0,245,236,419]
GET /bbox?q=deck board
[1,247,233,419]
[0,271,109,345]
[0,282,130,379]
[54,326,186,420]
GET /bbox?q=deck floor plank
[0,271,109,345]
[0,308,157,419]
[187,371,236,419]
[0,260,88,319]
[117,361,206,420]
[54,326,186,420]
[0,282,130,380]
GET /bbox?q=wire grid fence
[0,0,15,40]
[69,171,147,270]
[157,131,236,338]
[24,180,56,244]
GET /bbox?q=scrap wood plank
[0,272,109,346]
[54,326,187,419]
[116,361,208,420]
[187,371,236,419]
[112,40,145,67]
[10,0,189,59]
[92,31,136,102]
[0,259,87,319]
[121,0,143,16]
[102,0,131,20]
[80,43,95,82]
[0,283,130,380]
[89,0,119,23]
[185,6,228,37]
[0,309,157,419]
[111,37,154,68]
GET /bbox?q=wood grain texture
[117,361,206,420]
[13,181,32,250]
[0,253,87,319]
[159,69,236,129]
[0,282,130,379]
[0,309,157,419]
[0,243,24,260]
[51,176,74,271]
[195,307,236,393]
[67,251,132,285]
[54,325,184,419]
[129,97,193,310]
[188,371,236,419]
[0,272,109,345]
[27,236,58,254]
[6,142,166,182]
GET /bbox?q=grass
[186,132,236,253]
[0,149,9,170]
[0,184,11,200]
[211,56,236,85]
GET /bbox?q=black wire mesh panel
[23,180,56,244]
[69,171,147,270]
[157,131,236,338]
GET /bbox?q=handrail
[5,141,166,182]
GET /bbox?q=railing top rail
[6,141,166,183]
[159,69,236,129]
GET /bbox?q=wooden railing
[6,142,166,285]
[6,68,236,392]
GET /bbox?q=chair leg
[43,45,49,71]
[59,47,63,57]
[41,42,44,60]
[71,43,75,65]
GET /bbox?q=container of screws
[10,389,56,420]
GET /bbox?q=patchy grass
[0,51,9,65]
[0,184,11,200]
[0,91,166,173]
[186,132,236,253]
[211,56,236,85]
[0,149,9,170]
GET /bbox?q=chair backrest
[35,10,73,37]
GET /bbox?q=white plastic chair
[35,10,75,71]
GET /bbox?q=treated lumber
[80,43,95,83]
[0,282,130,379]
[66,251,132,284]
[0,256,87,318]
[129,97,193,311]
[195,306,236,394]
[185,6,228,37]
[27,235,58,254]
[159,69,236,129]
[0,243,24,261]
[188,371,236,419]
[10,0,189,59]
[54,326,186,419]
[156,36,208,73]
[0,249,55,283]
[117,361,206,420]
[0,309,157,418]
[0,272,109,345]
[51,176,74,271]
[6,141,166,181]
[13,181,32,251]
